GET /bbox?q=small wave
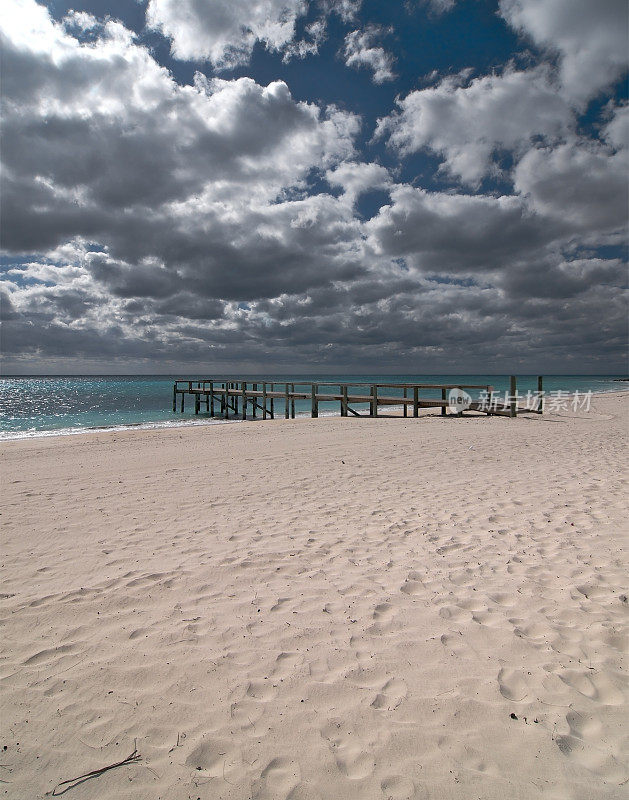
[0,416,244,442]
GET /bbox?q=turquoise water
[0,374,626,439]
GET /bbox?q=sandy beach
[1,392,627,800]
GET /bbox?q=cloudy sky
[1,0,627,374]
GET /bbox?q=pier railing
[172,377,544,419]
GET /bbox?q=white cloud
[319,0,362,22]
[0,0,363,331]
[343,25,396,84]
[418,0,457,15]
[282,18,326,62]
[144,0,366,67]
[603,103,629,151]
[378,67,572,184]
[500,0,628,105]
[146,0,308,66]
[514,140,628,234]
[326,161,391,206]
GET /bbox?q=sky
[0,0,627,375]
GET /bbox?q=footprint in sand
[565,709,603,740]
[271,597,291,612]
[273,652,303,680]
[368,602,397,634]
[554,734,625,782]
[308,657,349,684]
[497,667,530,702]
[437,604,467,622]
[320,720,376,780]
[471,608,503,627]
[440,632,472,659]
[251,757,301,800]
[558,669,624,705]
[400,571,425,596]
[230,697,265,729]
[246,679,277,702]
[371,677,408,711]
[185,736,242,778]
[23,643,76,666]
[380,775,417,799]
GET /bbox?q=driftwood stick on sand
[51,747,141,796]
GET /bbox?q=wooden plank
[510,375,517,417]
[537,375,543,414]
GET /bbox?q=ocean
[0,374,626,440]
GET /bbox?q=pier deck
[172,377,544,420]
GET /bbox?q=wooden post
[510,375,517,417]
[172,383,177,412]
[234,385,239,417]
[537,375,543,414]
[225,383,229,419]
[252,384,257,418]
[403,387,407,418]
[270,383,275,419]
[371,385,378,417]
[311,384,318,418]
[242,382,247,420]
[262,383,267,419]
[209,381,214,416]
[285,383,290,419]
[413,387,419,418]
[291,384,295,418]
[194,393,200,415]
[341,385,348,417]
[441,388,447,415]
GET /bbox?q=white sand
[1,393,627,799]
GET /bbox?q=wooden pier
[172,377,544,420]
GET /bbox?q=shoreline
[2,387,628,444]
